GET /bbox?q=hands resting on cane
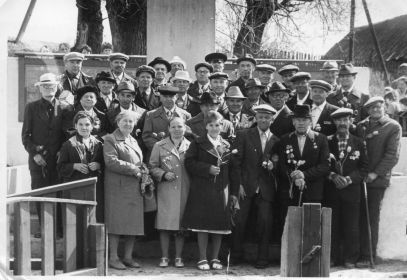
[290,170,306,190]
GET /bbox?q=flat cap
[266,81,290,95]
[109,52,129,62]
[253,104,276,115]
[245,78,265,89]
[209,72,229,80]
[278,64,299,75]
[195,62,214,73]
[205,52,227,63]
[364,96,384,108]
[226,86,246,99]
[290,72,311,83]
[117,81,135,93]
[320,61,339,71]
[64,52,84,61]
[136,65,156,78]
[148,57,171,72]
[236,54,256,65]
[157,85,179,95]
[309,80,332,92]
[330,108,354,119]
[256,64,276,73]
[338,63,357,75]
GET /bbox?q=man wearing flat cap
[148,57,171,90]
[205,52,228,72]
[286,72,313,111]
[108,52,138,91]
[242,78,267,116]
[327,63,370,123]
[230,104,279,268]
[309,80,338,136]
[222,86,255,131]
[325,108,368,268]
[142,85,191,155]
[320,61,339,92]
[355,97,401,268]
[59,52,95,97]
[186,62,213,101]
[227,54,257,96]
[172,70,194,111]
[277,64,299,92]
[256,64,276,91]
[168,56,187,83]
[94,71,117,113]
[134,65,161,111]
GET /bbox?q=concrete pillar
[147,0,216,77]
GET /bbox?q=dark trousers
[359,187,385,260]
[326,198,360,263]
[231,193,273,262]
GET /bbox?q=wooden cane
[363,181,375,268]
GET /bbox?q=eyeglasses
[197,70,210,75]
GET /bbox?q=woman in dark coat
[57,111,104,222]
[183,110,236,271]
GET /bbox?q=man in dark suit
[266,81,294,138]
[309,80,338,136]
[94,71,117,113]
[326,63,370,123]
[355,97,401,268]
[285,72,313,111]
[186,62,213,100]
[134,65,161,111]
[277,64,299,92]
[325,108,368,268]
[205,52,228,73]
[222,86,255,132]
[22,73,64,235]
[108,52,138,91]
[227,54,256,96]
[230,104,279,268]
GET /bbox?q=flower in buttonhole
[354,151,360,157]
[314,123,321,132]
[262,161,268,168]
[288,159,291,164]
[297,160,306,166]
[292,160,297,165]
[231,149,238,154]
[346,146,352,153]
[373,131,379,136]
[339,151,345,159]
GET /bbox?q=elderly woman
[57,111,104,222]
[182,110,235,271]
[149,117,190,268]
[104,110,147,270]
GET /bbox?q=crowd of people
[22,51,402,271]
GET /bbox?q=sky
[0,0,407,54]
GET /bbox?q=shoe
[197,260,210,271]
[175,258,184,268]
[210,259,223,270]
[254,260,269,269]
[355,260,370,268]
[122,258,140,268]
[159,257,169,267]
[344,262,356,269]
[109,259,126,270]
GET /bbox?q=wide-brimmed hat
[245,78,265,89]
[172,70,192,83]
[205,52,227,63]
[76,86,98,101]
[63,52,84,61]
[157,85,179,95]
[148,57,171,72]
[95,71,116,84]
[278,64,299,75]
[256,64,276,73]
[35,73,59,86]
[290,72,311,83]
[209,72,229,80]
[253,104,276,115]
[169,56,187,69]
[225,86,246,99]
[266,81,290,95]
[320,61,339,71]
[200,91,221,105]
[194,62,214,73]
[292,104,312,118]
[309,80,332,92]
[364,96,384,108]
[109,52,129,62]
[330,108,354,119]
[117,81,135,94]
[236,54,256,65]
[338,63,357,76]
[136,65,156,78]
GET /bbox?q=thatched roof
[323,14,407,66]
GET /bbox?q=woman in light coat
[149,117,190,268]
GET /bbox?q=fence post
[63,203,77,273]
[89,224,106,276]
[41,202,55,275]
[13,201,31,275]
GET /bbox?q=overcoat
[269,105,294,138]
[312,102,338,136]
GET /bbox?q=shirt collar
[207,133,222,147]
[274,105,286,118]
[120,106,131,112]
[164,106,176,114]
[257,127,271,138]
[336,133,349,140]
[297,91,310,104]
[312,100,326,110]
[295,128,311,137]
[112,71,124,81]
[229,111,241,119]
[341,84,354,94]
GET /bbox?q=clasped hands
[73,162,101,174]
[329,172,351,189]
[290,170,306,190]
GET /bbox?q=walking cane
[363,180,375,268]
[298,190,303,207]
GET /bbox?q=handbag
[143,191,157,212]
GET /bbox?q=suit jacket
[270,105,294,138]
[230,128,279,201]
[355,116,401,188]
[142,106,191,151]
[313,102,338,136]
[326,87,370,123]
[175,94,194,111]
[277,130,330,202]
[58,71,96,96]
[186,112,234,142]
[95,92,117,114]
[134,87,161,111]
[187,80,210,99]
[286,91,313,111]
[111,71,138,92]
[222,111,255,132]
[227,77,247,96]
[241,98,267,116]
[22,98,64,171]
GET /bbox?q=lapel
[37,99,52,126]
[302,130,316,158]
[264,133,277,156]
[289,132,302,160]
[161,138,180,159]
[252,128,263,157]
[198,135,220,159]
[158,106,168,121]
[317,103,329,124]
[329,135,340,157]
[114,129,143,160]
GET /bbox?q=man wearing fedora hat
[187,62,213,100]
[223,86,255,131]
[134,65,161,111]
[286,72,313,111]
[108,52,138,91]
[242,78,267,116]
[168,56,187,83]
[277,64,299,92]
[326,63,370,123]
[58,52,95,97]
[148,57,171,90]
[320,61,339,92]
[227,54,257,96]
[94,71,117,113]
[172,70,194,111]
[309,80,338,136]
[22,73,65,236]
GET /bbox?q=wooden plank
[63,204,77,273]
[41,202,55,275]
[301,203,322,277]
[280,206,302,277]
[6,204,12,274]
[7,196,96,206]
[321,207,332,277]
[13,202,31,275]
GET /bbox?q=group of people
[22,50,401,271]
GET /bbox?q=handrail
[12,51,147,59]
[7,177,97,198]
[7,196,97,206]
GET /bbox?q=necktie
[343,91,349,98]
[71,77,78,92]
[261,131,267,152]
[167,110,172,119]
[298,135,306,155]
[103,96,111,109]
[232,114,238,127]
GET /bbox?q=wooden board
[13,202,31,275]
[41,202,55,275]
[89,224,106,276]
[63,204,77,273]
[321,207,332,277]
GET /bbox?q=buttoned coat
[222,111,255,132]
[103,129,144,235]
[187,80,210,99]
[149,137,190,230]
[111,71,138,92]
[134,87,161,111]
[313,102,339,136]
[269,105,294,138]
[58,71,96,97]
[95,92,117,114]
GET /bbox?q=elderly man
[108,52,138,90]
[142,85,191,153]
[168,56,187,82]
[277,64,299,92]
[267,82,294,138]
[256,64,276,90]
[320,61,339,92]
[286,72,313,111]
[205,52,228,72]
[230,104,279,268]
[326,63,370,123]
[134,65,161,111]
[228,54,256,96]
[22,73,64,236]
[325,108,368,268]
[59,52,95,97]
[187,62,213,99]
[222,86,255,131]
[94,71,117,113]
[242,78,266,116]
[148,57,171,89]
[309,80,338,136]
[355,97,401,268]
[172,70,193,110]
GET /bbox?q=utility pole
[348,0,355,63]
[14,0,37,44]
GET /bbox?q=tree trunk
[75,0,103,53]
[106,0,147,55]
[233,0,275,57]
